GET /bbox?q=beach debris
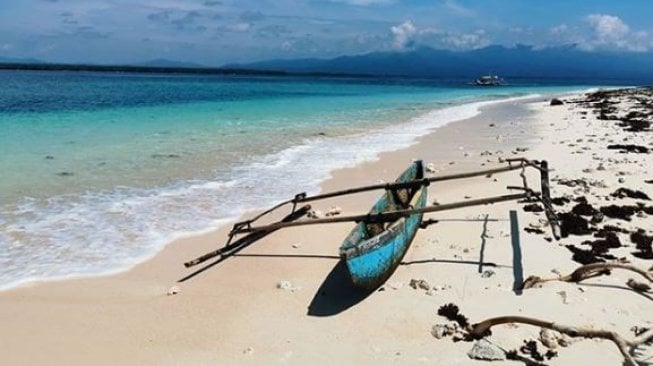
[611,188,651,200]
[431,324,456,339]
[626,279,651,292]
[599,205,638,221]
[515,146,529,153]
[551,196,571,206]
[524,227,545,234]
[556,178,588,189]
[522,203,544,213]
[437,303,469,328]
[468,313,653,366]
[571,201,598,216]
[539,329,560,349]
[481,270,495,278]
[550,98,564,106]
[521,262,653,290]
[631,229,653,259]
[597,163,606,171]
[386,281,403,290]
[558,212,591,237]
[607,144,650,154]
[291,242,302,249]
[556,290,569,304]
[243,347,254,355]
[276,280,299,292]
[467,339,506,361]
[409,279,430,291]
[325,206,342,217]
[307,210,323,219]
[167,286,181,296]
[565,244,616,264]
[425,163,438,173]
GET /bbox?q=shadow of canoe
[307,260,375,317]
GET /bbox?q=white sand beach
[1,89,652,366]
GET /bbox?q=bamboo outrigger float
[184,158,560,289]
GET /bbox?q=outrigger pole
[184,158,560,269]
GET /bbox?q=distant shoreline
[0,62,376,79]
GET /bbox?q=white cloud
[390,20,488,50]
[585,14,650,51]
[391,20,417,49]
[587,14,629,43]
[550,24,568,36]
[441,29,488,49]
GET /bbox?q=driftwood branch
[522,262,653,290]
[469,316,653,366]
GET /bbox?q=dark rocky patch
[601,225,630,234]
[56,171,74,177]
[551,196,571,206]
[645,180,653,184]
[607,144,650,154]
[523,204,544,213]
[566,244,617,265]
[519,340,545,362]
[582,232,622,254]
[571,201,598,216]
[437,303,469,328]
[631,229,653,259]
[44,155,54,160]
[590,212,604,225]
[619,119,651,132]
[559,212,592,237]
[556,179,588,188]
[599,205,638,221]
[550,98,564,106]
[641,205,653,215]
[611,188,651,200]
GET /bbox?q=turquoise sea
[0,70,604,289]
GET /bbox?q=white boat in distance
[474,74,504,86]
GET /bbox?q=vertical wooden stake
[510,210,524,295]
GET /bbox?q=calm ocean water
[0,70,599,289]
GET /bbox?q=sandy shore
[1,89,652,365]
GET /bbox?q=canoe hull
[339,161,427,290]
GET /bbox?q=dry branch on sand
[469,316,653,366]
[521,262,653,290]
[437,303,653,366]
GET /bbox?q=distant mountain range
[0,56,43,64]
[227,45,653,82]
[134,59,205,68]
[3,45,653,82]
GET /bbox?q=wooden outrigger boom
[184,158,560,274]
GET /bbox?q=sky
[0,0,652,66]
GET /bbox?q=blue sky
[0,0,652,65]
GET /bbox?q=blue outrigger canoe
[339,160,428,290]
[186,158,559,292]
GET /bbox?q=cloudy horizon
[1,0,652,66]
